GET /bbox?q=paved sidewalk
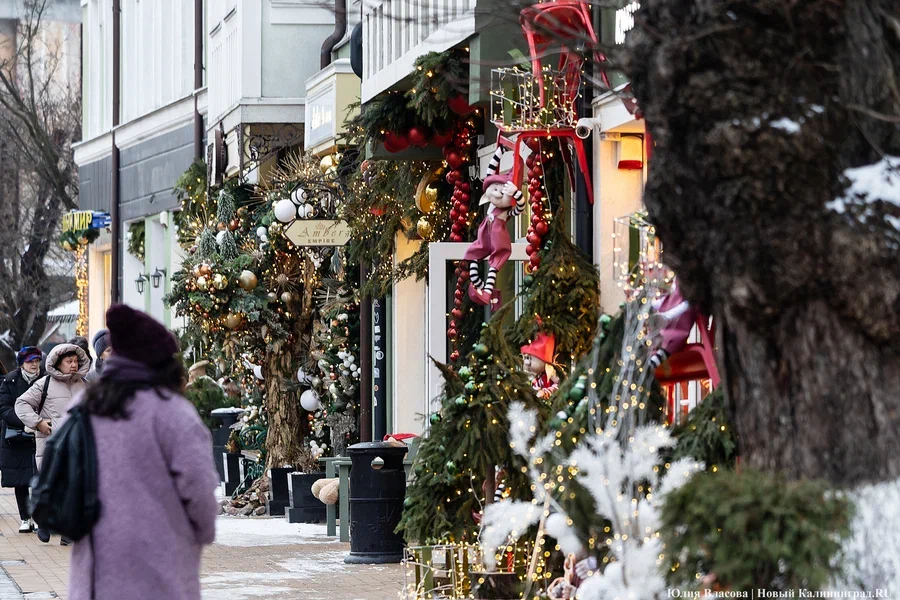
[0,488,404,599]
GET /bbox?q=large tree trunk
[625,0,900,487]
[263,258,317,469]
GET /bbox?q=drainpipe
[110,0,121,303]
[320,0,347,69]
[193,0,204,159]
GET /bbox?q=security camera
[575,117,601,140]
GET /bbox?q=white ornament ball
[346,355,355,365]
[291,187,307,205]
[556,411,568,420]
[256,226,268,239]
[216,230,227,246]
[300,390,323,412]
[274,199,297,223]
[337,351,346,360]
[297,367,309,383]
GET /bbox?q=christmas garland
[126,221,145,261]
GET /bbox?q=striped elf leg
[480,266,499,296]
[468,261,484,289]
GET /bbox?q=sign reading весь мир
[284,220,352,246]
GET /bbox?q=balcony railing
[209,9,244,123]
[362,0,477,102]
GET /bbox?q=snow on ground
[201,551,356,599]
[213,516,333,547]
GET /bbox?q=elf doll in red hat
[521,329,559,399]
[464,145,525,308]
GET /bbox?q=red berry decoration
[452,223,462,234]
[446,151,464,170]
[407,126,429,147]
[448,328,458,341]
[450,209,459,220]
[451,308,463,320]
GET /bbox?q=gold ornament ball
[238,270,258,291]
[422,185,438,212]
[62,241,73,252]
[78,236,89,246]
[268,222,283,236]
[325,166,337,177]
[281,291,292,303]
[213,273,228,290]
[416,216,434,239]
[199,264,212,277]
[225,313,243,329]
[319,155,335,174]
[197,276,209,291]
[266,291,277,302]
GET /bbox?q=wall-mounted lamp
[151,267,167,289]
[135,273,148,295]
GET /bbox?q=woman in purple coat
[68,304,219,600]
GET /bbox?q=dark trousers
[14,486,29,521]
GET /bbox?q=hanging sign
[283,219,352,246]
[62,210,109,232]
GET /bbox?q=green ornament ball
[455,396,467,406]
[458,366,472,380]
[430,412,442,425]
[465,381,477,393]
[600,314,612,325]
[404,497,413,508]
[438,445,446,453]
[446,461,458,475]
[473,343,489,358]
[549,418,563,430]
[523,275,534,287]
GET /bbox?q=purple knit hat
[16,346,41,366]
[106,304,179,366]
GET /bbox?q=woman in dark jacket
[0,346,45,533]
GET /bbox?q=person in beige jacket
[15,343,89,470]
[15,343,89,545]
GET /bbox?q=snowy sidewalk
[0,488,403,599]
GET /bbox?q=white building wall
[392,235,426,436]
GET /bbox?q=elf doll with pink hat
[464,145,525,308]
[521,327,559,399]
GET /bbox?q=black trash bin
[344,442,408,564]
[210,408,243,483]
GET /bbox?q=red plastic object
[655,315,721,425]
[519,1,610,108]
[497,130,594,205]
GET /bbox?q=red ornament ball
[382,131,410,153]
[450,351,460,362]
[535,220,549,236]
[407,126,429,147]
[525,244,535,256]
[527,232,541,246]
[431,131,453,148]
[530,254,541,268]
[451,308,463,320]
[450,209,459,220]
[448,95,474,115]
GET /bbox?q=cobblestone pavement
[0,488,404,599]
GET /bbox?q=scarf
[21,368,39,385]
[100,355,160,385]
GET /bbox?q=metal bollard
[344,441,407,564]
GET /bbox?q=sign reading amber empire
[284,219,352,246]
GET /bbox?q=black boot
[36,528,50,543]
[60,537,72,546]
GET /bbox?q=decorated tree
[399,305,543,544]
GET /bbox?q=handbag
[3,377,49,446]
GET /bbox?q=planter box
[267,466,293,516]
[286,472,326,523]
